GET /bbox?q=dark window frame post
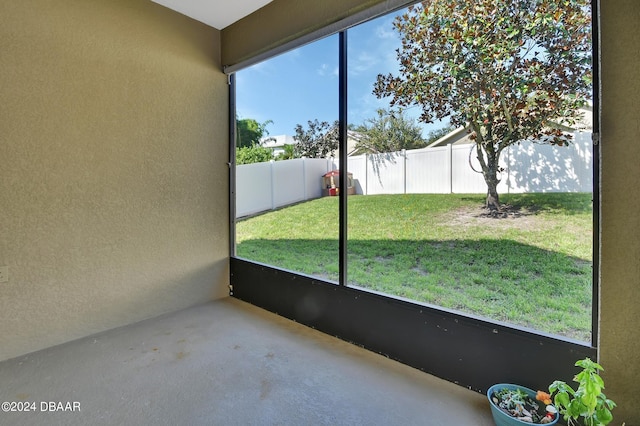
[339,31,348,286]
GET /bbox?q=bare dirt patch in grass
[445,205,543,231]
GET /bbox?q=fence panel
[406,147,451,193]
[365,151,405,194]
[571,132,594,192]
[272,159,306,209]
[451,144,488,193]
[236,158,333,218]
[347,155,367,195]
[504,131,592,193]
[236,133,592,217]
[236,161,273,217]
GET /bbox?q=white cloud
[375,18,397,40]
[317,64,328,75]
[317,63,338,77]
[237,59,276,82]
[349,51,379,76]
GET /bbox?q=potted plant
[487,358,617,426]
[488,383,558,425]
[548,358,616,426]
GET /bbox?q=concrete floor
[0,298,494,426]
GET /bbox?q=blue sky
[235,10,446,138]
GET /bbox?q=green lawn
[236,193,593,342]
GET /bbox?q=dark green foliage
[236,144,273,165]
[353,108,427,154]
[236,116,273,148]
[426,125,457,144]
[293,119,339,158]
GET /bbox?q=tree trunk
[474,140,501,211]
[486,179,500,211]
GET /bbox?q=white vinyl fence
[236,132,592,217]
[235,158,334,217]
[348,131,592,195]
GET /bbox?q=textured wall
[0,0,229,361]
[599,1,640,422]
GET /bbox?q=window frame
[228,0,599,392]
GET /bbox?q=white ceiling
[151,0,273,30]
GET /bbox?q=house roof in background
[426,126,469,148]
[261,135,296,149]
[151,0,273,30]
[427,106,593,148]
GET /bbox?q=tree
[275,144,296,161]
[293,119,339,158]
[374,0,591,210]
[426,125,456,145]
[235,116,276,164]
[236,116,273,148]
[353,108,427,154]
[236,144,273,165]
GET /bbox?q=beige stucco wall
[1,0,637,421]
[599,1,640,422]
[0,0,229,361]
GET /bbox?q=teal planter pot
[487,384,559,426]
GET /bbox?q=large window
[233,1,595,344]
[234,35,340,283]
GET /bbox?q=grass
[236,193,593,342]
